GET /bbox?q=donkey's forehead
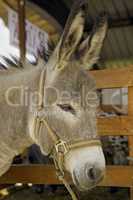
[77,68,96,87]
[48,63,96,93]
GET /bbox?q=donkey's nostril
[87,167,97,180]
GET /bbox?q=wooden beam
[100,166,133,187]
[90,67,133,89]
[3,0,18,12]
[0,165,133,187]
[109,17,133,29]
[86,17,133,32]
[98,116,133,136]
[17,0,26,66]
[0,165,59,185]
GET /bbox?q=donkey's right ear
[77,15,108,70]
[55,10,85,70]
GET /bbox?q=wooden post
[17,0,26,66]
[128,86,133,200]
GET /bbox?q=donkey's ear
[55,10,85,70]
[78,15,108,69]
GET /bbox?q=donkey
[0,9,107,192]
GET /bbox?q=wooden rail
[98,116,133,136]
[0,165,133,188]
[90,67,133,89]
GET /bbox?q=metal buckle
[55,140,68,155]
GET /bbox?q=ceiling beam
[85,16,133,32]
[109,17,133,29]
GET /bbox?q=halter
[33,68,102,200]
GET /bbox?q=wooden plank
[0,165,60,185]
[0,165,133,187]
[128,87,133,200]
[100,166,133,187]
[98,116,133,136]
[90,67,133,89]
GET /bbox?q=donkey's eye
[57,104,76,115]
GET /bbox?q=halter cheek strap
[32,69,102,200]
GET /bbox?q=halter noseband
[33,69,102,200]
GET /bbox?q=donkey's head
[37,10,107,191]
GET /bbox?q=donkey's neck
[0,66,43,169]
[0,66,42,97]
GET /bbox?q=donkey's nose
[86,165,103,182]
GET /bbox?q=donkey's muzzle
[73,163,105,191]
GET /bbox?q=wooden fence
[1,67,133,199]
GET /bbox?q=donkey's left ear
[55,10,85,70]
[78,15,108,69]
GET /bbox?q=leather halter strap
[33,68,102,200]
